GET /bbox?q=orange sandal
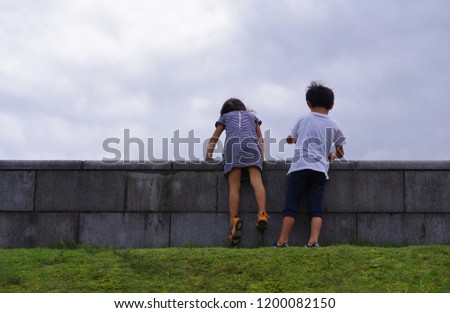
[255,212,269,230]
[229,217,243,245]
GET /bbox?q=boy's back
[289,112,345,178]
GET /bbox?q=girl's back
[218,110,260,140]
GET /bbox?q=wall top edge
[0,160,449,170]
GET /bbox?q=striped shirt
[216,110,263,176]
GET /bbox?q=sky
[1,0,449,161]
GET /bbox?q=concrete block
[79,213,170,248]
[421,214,450,244]
[127,171,217,212]
[353,171,404,212]
[0,212,78,248]
[31,213,78,247]
[323,171,355,212]
[126,172,167,211]
[0,213,32,248]
[357,214,403,246]
[324,171,404,213]
[35,171,126,211]
[264,170,290,212]
[320,213,357,245]
[0,171,35,211]
[357,214,450,246]
[170,213,230,247]
[405,171,450,213]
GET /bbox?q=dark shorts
[283,169,327,220]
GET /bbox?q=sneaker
[228,217,243,245]
[304,242,320,248]
[272,241,289,248]
[255,212,269,230]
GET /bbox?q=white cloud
[0,112,26,148]
[1,0,449,160]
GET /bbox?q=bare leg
[276,216,296,245]
[227,168,242,225]
[248,167,267,214]
[307,217,322,245]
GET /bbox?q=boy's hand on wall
[328,152,337,161]
[286,136,296,144]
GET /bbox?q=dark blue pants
[283,169,326,220]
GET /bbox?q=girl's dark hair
[220,98,247,115]
[306,81,334,110]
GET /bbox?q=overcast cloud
[1,0,449,161]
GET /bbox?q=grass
[0,245,448,292]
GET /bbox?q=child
[205,98,269,245]
[274,82,346,248]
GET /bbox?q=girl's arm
[256,124,265,160]
[205,124,225,160]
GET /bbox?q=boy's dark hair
[220,98,247,115]
[306,81,334,110]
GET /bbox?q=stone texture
[357,213,450,246]
[0,171,35,211]
[0,212,78,248]
[0,213,32,247]
[170,213,230,247]
[1,161,449,248]
[127,171,217,212]
[79,213,170,248]
[321,213,357,245]
[323,171,355,213]
[31,213,79,247]
[324,171,404,213]
[405,171,450,213]
[35,171,126,211]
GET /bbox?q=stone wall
[0,160,449,248]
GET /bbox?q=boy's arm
[328,145,345,161]
[205,124,224,160]
[286,135,297,144]
[287,118,300,144]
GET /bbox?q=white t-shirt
[288,112,346,179]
